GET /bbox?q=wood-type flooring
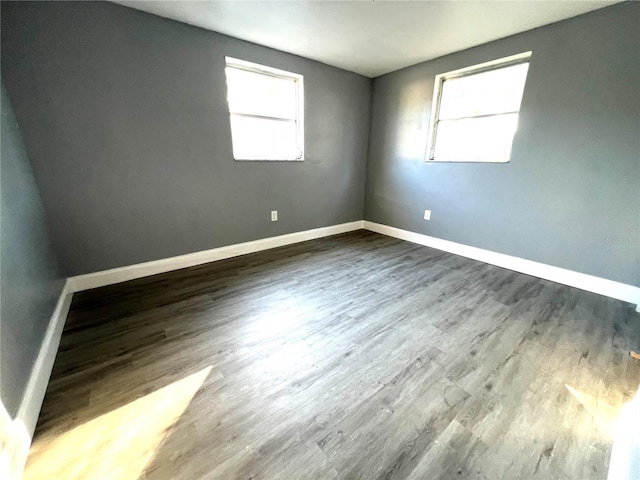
[24,230,640,479]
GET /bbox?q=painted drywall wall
[0,85,64,418]
[1,1,371,276]
[365,2,640,287]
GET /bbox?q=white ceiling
[114,1,623,77]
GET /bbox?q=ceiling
[114,1,623,77]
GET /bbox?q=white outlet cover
[424,210,431,221]
[271,210,278,221]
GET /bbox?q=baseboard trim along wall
[364,221,640,310]
[68,219,640,308]
[16,280,74,439]
[69,221,366,292]
[1,399,31,480]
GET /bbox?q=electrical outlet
[271,210,278,222]
[424,210,431,221]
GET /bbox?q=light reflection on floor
[24,366,212,480]
[607,386,640,480]
[565,383,620,437]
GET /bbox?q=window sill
[426,158,510,164]
[234,157,305,162]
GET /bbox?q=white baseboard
[1,400,31,480]
[16,280,74,438]
[364,221,640,308]
[607,387,640,480]
[69,219,639,307]
[70,221,365,292]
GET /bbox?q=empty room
[1,1,639,479]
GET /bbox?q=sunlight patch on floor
[565,383,620,438]
[24,366,212,480]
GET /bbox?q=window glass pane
[230,115,299,160]
[438,62,529,120]
[226,67,297,120]
[433,113,519,162]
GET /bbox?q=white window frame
[425,51,532,163]
[225,57,304,161]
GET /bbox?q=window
[426,52,531,163]
[225,57,304,161]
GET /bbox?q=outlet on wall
[271,210,278,222]
[424,209,431,221]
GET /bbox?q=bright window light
[225,57,304,161]
[426,52,531,163]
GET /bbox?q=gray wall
[365,2,639,287]
[2,2,637,287]
[1,1,371,276]
[1,85,64,418]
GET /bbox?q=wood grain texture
[24,230,640,479]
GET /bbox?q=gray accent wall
[1,85,64,418]
[1,1,371,276]
[365,2,640,287]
